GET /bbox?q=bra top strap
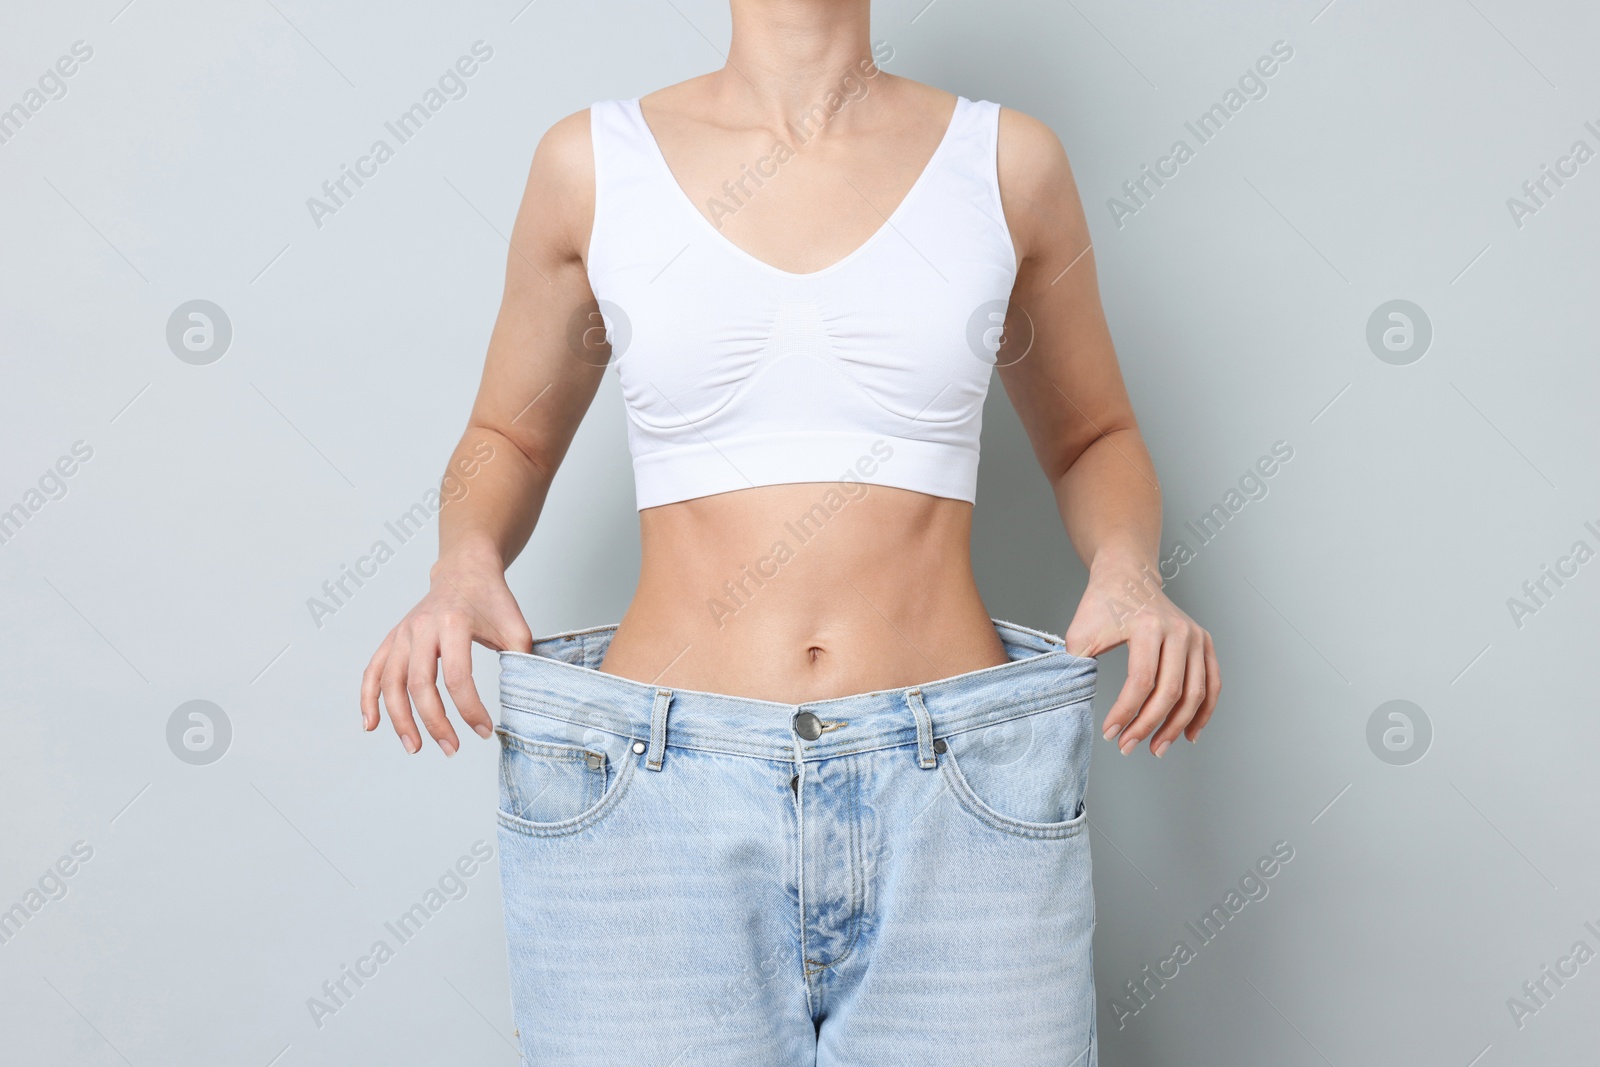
[586,98,668,279]
[946,96,1002,204]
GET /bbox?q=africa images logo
[1107,40,1295,228]
[304,41,494,229]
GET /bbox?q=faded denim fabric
[496,618,1098,1067]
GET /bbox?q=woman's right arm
[361,108,607,757]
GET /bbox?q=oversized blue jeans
[495,618,1098,1066]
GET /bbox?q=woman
[362,3,1218,1063]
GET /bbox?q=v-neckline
[629,95,966,280]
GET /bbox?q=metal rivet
[933,738,948,754]
[792,711,823,741]
[790,774,799,795]
[631,740,646,755]
[585,753,604,771]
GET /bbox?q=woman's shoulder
[994,100,1067,162]
[995,100,1074,199]
[512,107,598,264]
[530,107,595,193]
[989,101,1088,268]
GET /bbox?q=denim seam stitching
[496,727,610,823]
[936,695,1095,742]
[496,729,605,763]
[497,749,639,838]
[498,684,1094,763]
[803,759,869,976]
[795,761,818,1003]
[937,751,1090,840]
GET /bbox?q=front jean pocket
[938,699,1093,840]
[497,722,637,837]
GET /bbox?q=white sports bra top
[585,94,1018,510]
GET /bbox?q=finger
[1150,639,1206,757]
[1117,629,1186,755]
[440,619,495,740]
[494,591,534,655]
[1101,621,1161,743]
[438,574,534,655]
[381,632,422,754]
[361,630,395,731]
[1186,633,1222,741]
[1063,611,1115,661]
[408,634,459,756]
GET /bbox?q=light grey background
[2,0,1596,1064]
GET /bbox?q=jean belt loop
[905,688,936,769]
[647,688,671,771]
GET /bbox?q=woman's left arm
[992,106,1219,756]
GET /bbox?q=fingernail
[440,739,457,757]
[474,723,493,739]
[1102,725,1117,741]
[402,735,419,754]
[1119,737,1137,755]
[1153,739,1171,758]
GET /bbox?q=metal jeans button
[792,710,823,740]
[933,738,947,754]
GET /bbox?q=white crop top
[585,95,1018,510]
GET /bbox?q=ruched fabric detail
[586,95,1019,509]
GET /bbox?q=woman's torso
[583,75,1019,702]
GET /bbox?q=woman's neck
[718,0,877,127]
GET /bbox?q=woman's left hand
[1063,555,1220,756]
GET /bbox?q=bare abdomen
[598,482,1008,703]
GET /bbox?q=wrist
[1088,545,1159,584]
[433,532,505,582]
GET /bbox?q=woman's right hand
[360,538,534,756]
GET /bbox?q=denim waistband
[497,618,1097,763]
